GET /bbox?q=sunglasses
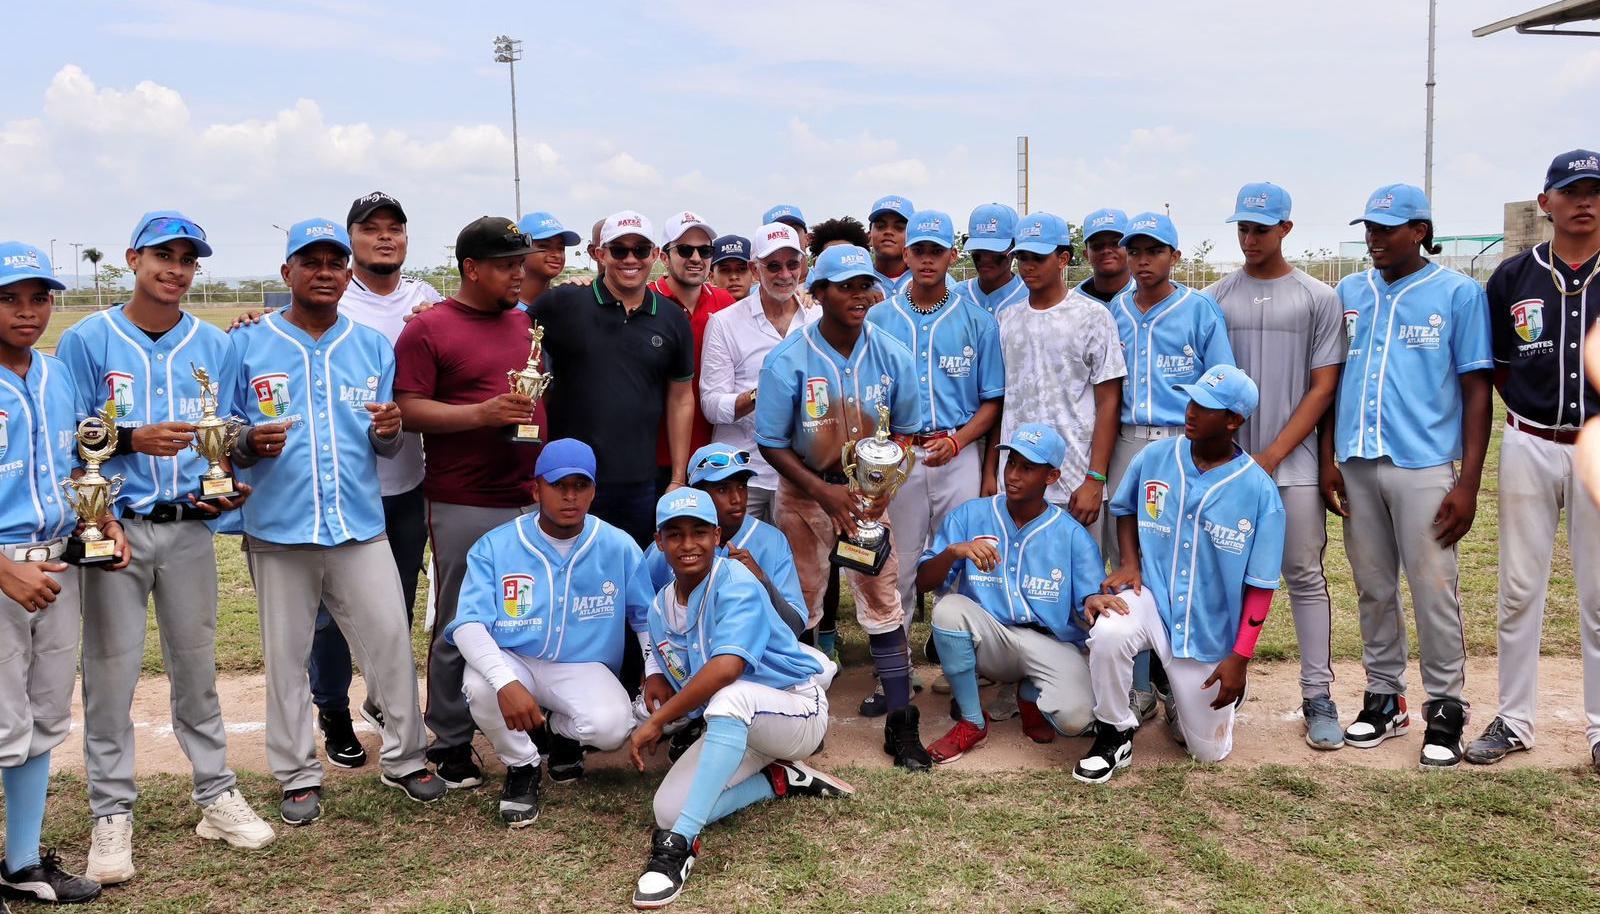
[136,217,206,247]
[672,244,716,260]
[694,450,752,470]
[607,242,656,261]
[760,258,803,274]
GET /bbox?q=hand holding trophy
[60,407,126,565]
[505,322,552,444]
[189,363,248,500]
[830,402,916,575]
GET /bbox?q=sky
[2,0,1598,281]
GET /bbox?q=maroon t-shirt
[393,298,542,508]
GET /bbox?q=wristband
[1085,470,1107,483]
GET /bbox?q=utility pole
[494,35,525,219]
[1425,0,1437,200]
[71,242,82,295]
[1016,136,1029,216]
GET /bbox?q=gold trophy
[60,408,125,565]
[830,402,916,575]
[505,323,552,444]
[189,364,247,501]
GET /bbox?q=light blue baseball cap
[688,443,755,486]
[284,218,352,261]
[762,204,807,231]
[535,438,596,483]
[656,487,719,530]
[905,210,955,249]
[517,211,582,246]
[1351,184,1431,227]
[130,210,214,257]
[1122,212,1179,250]
[1176,364,1259,419]
[965,203,1018,253]
[868,195,914,222]
[0,242,66,291]
[1081,208,1128,243]
[1226,183,1292,225]
[1000,423,1067,469]
[1012,212,1070,255]
[809,244,876,290]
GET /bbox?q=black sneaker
[0,849,101,904]
[1345,691,1409,748]
[280,786,322,826]
[318,709,368,769]
[632,829,700,910]
[545,726,586,785]
[1419,699,1467,770]
[499,764,542,827]
[380,768,447,802]
[1464,716,1528,765]
[667,718,704,762]
[764,760,855,799]
[428,744,484,790]
[359,699,385,734]
[883,706,932,772]
[859,684,888,717]
[1072,723,1134,784]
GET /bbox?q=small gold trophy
[60,408,125,565]
[505,323,552,444]
[189,364,246,501]
[830,402,916,576]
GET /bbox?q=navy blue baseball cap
[535,438,596,483]
[1226,182,1292,226]
[1351,184,1430,227]
[656,487,719,529]
[130,210,213,257]
[1000,423,1067,469]
[965,203,1018,253]
[762,204,807,231]
[0,242,66,291]
[1176,364,1259,419]
[285,218,352,260]
[517,211,582,246]
[689,443,755,485]
[1546,149,1600,191]
[809,244,876,290]
[1122,212,1180,250]
[711,234,751,266]
[869,195,914,222]
[1081,208,1128,243]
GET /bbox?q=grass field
[38,306,259,354]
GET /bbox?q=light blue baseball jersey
[226,310,395,546]
[0,354,86,544]
[1109,437,1285,663]
[866,288,1004,433]
[754,322,920,473]
[640,556,822,693]
[1110,284,1235,427]
[873,270,913,299]
[629,514,805,632]
[1334,263,1493,468]
[445,513,642,675]
[55,306,239,511]
[1076,277,1135,301]
[960,275,1028,317]
[921,495,1104,646]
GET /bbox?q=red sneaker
[926,719,988,764]
[1017,698,1056,744]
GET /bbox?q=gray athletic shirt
[1205,268,1346,487]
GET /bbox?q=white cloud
[852,159,932,188]
[599,152,662,185]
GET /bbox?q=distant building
[1503,201,1554,257]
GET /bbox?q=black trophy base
[198,473,240,502]
[829,532,892,576]
[505,423,543,445]
[65,535,117,566]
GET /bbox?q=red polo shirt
[648,277,734,471]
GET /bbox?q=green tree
[82,247,105,306]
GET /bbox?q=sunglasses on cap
[671,243,716,260]
[135,217,206,248]
[607,242,656,261]
[694,450,752,470]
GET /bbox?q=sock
[671,716,749,841]
[706,772,776,825]
[931,626,984,727]
[1018,678,1041,704]
[3,750,51,872]
[1132,650,1153,693]
[817,628,837,657]
[868,628,911,711]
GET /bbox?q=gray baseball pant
[1493,426,1600,749]
[888,445,980,628]
[746,486,775,525]
[0,557,78,768]
[1339,458,1468,706]
[248,540,427,791]
[81,519,236,817]
[932,593,1094,735]
[1278,485,1335,700]
[424,501,533,752]
[1103,426,1182,571]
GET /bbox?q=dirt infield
[57,656,1594,779]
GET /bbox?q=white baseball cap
[600,210,655,246]
[661,210,716,246]
[751,222,803,259]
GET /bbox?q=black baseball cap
[456,215,536,262]
[347,191,407,227]
[1546,149,1600,192]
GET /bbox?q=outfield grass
[39,306,258,354]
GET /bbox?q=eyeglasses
[672,244,716,260]
[607,242,655,261]
[135,217,206,247]
[694,450,752,470]
[760,258,803,274]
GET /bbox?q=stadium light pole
[71,242,82,292]
[1425,0,1436,201]
[494,35,525,219]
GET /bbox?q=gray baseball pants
[0,557,78,768]
[1278,485,1336,701]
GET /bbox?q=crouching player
[1075,365,1284,781]
[445,440,642,826]
[628,489,850,909]
[918,424,1102,763]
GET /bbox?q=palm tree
[82,248,103,307]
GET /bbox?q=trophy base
[65,536,117,566]
[505,423,543,445]
[830,532,892,576]
[197,474,240,502]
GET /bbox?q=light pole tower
[493,35,525,219]
[1016,136,1029,216]
[1424,0,1436,201]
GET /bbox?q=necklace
[909,287,950,315]
[1547,242,1600,299]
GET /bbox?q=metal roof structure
[1474,0,1600,37]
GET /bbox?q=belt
[121,503,211,524]
[1506,414,1580,446]
[1125,424,1183,441]
[5,539,66,563]
[912,430,955,447]
[813,468,849,486]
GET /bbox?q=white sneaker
[195,790,277,850]
[86,814,135,886]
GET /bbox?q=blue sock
[932,626,984,726]
[706,772,776,825]
[3,750,51,872]
[869,628,911,710]
[817,629,837,657]
[671,716,749,841]
[1132,650,1153,693]
[1018,678,1041,704]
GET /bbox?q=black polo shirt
[531,281,695,484]
[1487,242,1600,429]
